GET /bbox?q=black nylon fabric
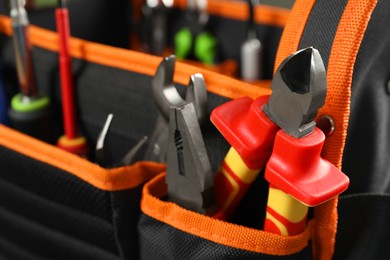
[0,145,156,259]
[0,0,131,48]
[298,0,348,69]
[110,187,144,259]
[342,0,390,194]
[0,235,45,260]
[138,214,312,260]
[0,146,112,223]
[0,146,120,258]
[0,176,115,254]
[334,194,390,260]
[0,205,118,260]
[334,0,390,256]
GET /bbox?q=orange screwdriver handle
[211,96,279,219]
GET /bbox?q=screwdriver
[55,0,88,156]
[240,0,263,81]
[8,0,53,143]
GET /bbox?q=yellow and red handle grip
[57,135,88,157]
[211,96,279,220]
[264,185,308,236]
[264,128,350,235]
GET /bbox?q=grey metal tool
[120,136,148,166]
[166,102,216,215]
[145,55,208,162]
[95,113,114,167]
[10,0,36,97]
[240,0,263,81]
[263,47,327,137]
[96,114,149,167]
[142,0,173,55]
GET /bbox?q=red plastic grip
[210,96,279,169]
[264,128,350,206]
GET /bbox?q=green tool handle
[8,93,54,143]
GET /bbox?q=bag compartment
[139,173,313,259]
[0,124,165,259]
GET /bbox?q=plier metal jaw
[166,102,216,215]
[145,55,208,163]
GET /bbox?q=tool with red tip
[55,0,87,156]
[262,47,349,235]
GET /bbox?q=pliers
[165,102,216,215]
[145,55,208,163]
[211,47,349,233]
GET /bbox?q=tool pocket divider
[139,172,313,259]
[0,124,165,259]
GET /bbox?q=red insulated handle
[211,95,279,169]
[211,95,279,219]
[265,128,350,206]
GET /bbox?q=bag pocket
[334,193,390,260]
[138,172,313,260]
[0,125,165,260]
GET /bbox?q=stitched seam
[142,202,310,255]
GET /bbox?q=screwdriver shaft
[10,0,37,97]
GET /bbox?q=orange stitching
[142,202,310,254]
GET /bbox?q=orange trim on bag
[313,0,378,259]
[142,173,312,255]
[0,125,165,191]
[207,1,290,28]
[0,15,270,100]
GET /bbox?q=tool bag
[0,0,386,259]
[138,0,386,259]
[0,1,286,258]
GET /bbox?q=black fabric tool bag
[1,0,387,258]
[0,10,278,258]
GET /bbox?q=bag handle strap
[274,0,378,258]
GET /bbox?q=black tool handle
[8,105,55,143]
